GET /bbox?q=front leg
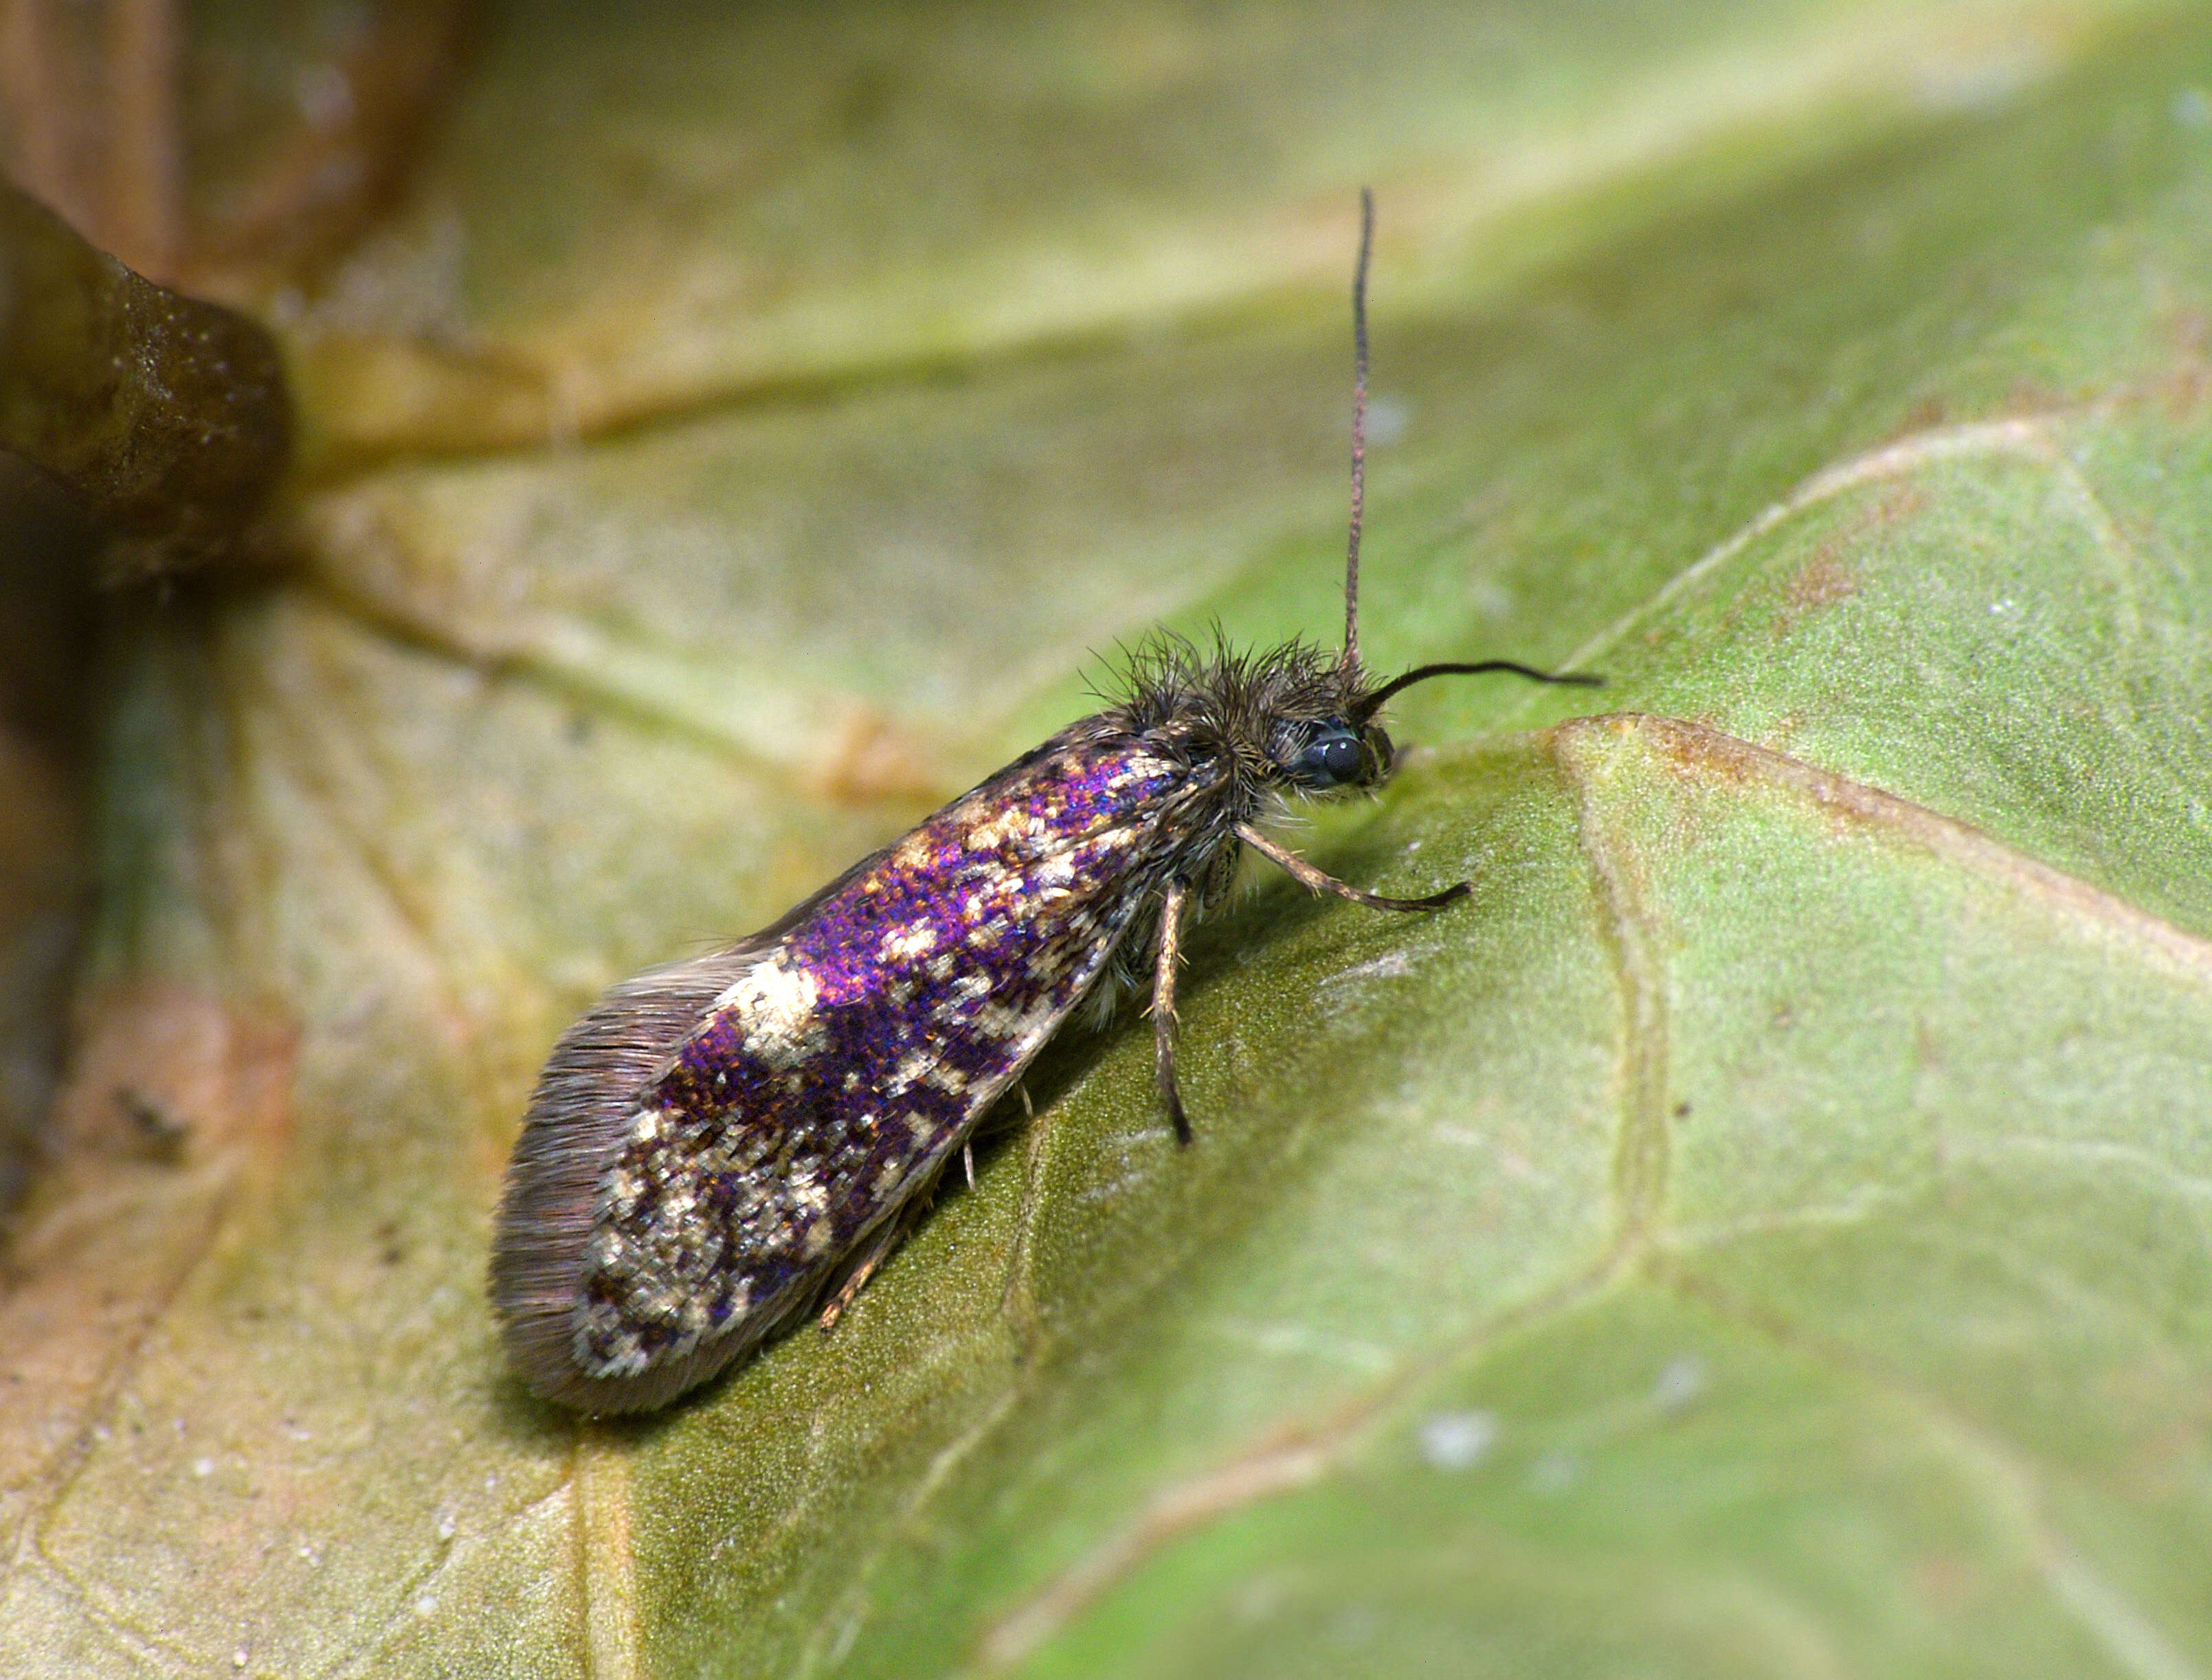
[1234,821,1470,911]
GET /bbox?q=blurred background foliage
[3,3,2212,1677]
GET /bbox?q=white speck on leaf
[295,63,354,129]
[1418,1410,1499,1470]
[1365,395,1410,445]
[1323,950,1414,989]
[1328,1606,1380,1647]
[1654,1354,1708,1412]
[1467,575,1515,620]
[1530,1449,1580,1493]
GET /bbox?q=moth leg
[1235,822,1469,912]
[818,1204,920,1334]
[1152,880,1193,1145]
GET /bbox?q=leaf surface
[5,5,2212,1678]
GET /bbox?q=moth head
[1269,707,1394,794]
[1126,192,1599,794]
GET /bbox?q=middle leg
[1151,880,1192,1144]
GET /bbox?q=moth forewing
[492,725,1219,1413]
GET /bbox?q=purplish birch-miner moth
[491,193,1599,1413]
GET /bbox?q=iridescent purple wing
[491,724,1211,1412]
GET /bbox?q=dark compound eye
[1295,725,1366,787]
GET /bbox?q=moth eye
[1293,724,1366,787]
[1317,735,1363,778]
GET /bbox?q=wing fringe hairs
[491,941,807,1413]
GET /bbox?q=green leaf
[6,4,2212,1677]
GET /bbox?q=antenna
[1352,659,1603,723]
[1342,187,1374,671]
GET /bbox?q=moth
[491,193,1598,1413]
